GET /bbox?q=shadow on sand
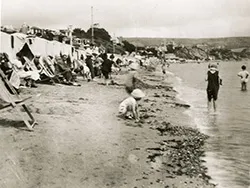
[0,118,27,130]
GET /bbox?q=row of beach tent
[0,31,104,131]
[0,31,100,61]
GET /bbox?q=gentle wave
[168,62,250,188]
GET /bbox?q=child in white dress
[118,89,145,122]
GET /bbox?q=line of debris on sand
[114,69,216,188]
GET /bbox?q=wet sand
[0,70,215,188]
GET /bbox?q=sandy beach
[0,69,216,188]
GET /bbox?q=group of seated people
[0,50,125,93]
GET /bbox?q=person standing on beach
[109,54,115,79]
[85,52,95,80]
[206,63,222,112]
[237,65,249,91]
[161,61,167,80]
[100,53,113,85]
[125,62,140,94]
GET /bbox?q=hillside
[125,37,250,49]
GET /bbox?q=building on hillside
[1,25,17,34]
[231,48,246,53]
[30,26,44,36]
[72,37,91,49]
[73,37,90,45]
[165,53,177,60]
[59,29,71,37]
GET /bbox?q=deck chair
[38,57,58,84]
[38,57,55,78]
[24,56,57,84]
[0,69,36,131]
[23,56,40,73]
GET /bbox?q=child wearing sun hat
[118,89,145,122]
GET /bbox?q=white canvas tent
[11,33,28,56]
[61,43,72,56]
[1,32,28,59]
[0,31,12,56]
[52,41,63,56]
[46,40,56,57]
[28,37,48,56]
[1,31,76,59]
[1,32,33,59]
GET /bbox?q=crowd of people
[0,49,130,92]
[3,40,248,120]
[0,43,164,122]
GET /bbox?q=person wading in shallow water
[206,63,222,112]
[237,65,249,91]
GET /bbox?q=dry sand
[0,70,215,188]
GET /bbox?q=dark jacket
[101,59,113,73]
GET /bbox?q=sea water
[167,61,250,188]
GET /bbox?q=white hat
[209,63,218,71]
[131,89,145,99]
[35,53,41,57]
[129,62,140,70]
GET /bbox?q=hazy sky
[1,0,250,38]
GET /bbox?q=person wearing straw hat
[206,63,222,112]
[118,89,145,122]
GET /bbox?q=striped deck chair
[23,56,40,72]
[0,69,37,130]
[38,57,58,83]
[38,57,55,78]
[24,56,57,84]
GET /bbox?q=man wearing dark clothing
[101,53,113,85]
[85,54,95,79]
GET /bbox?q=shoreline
[132,70,216,187]
[113,68,216,187]
[0,68,216,188]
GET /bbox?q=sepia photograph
[0,0,250,187]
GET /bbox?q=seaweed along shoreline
[121,68,217,188]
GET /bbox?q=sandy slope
[0,73,215,188]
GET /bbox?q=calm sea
[167,60,250,188]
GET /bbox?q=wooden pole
[91,6,94,44]
[113,33,115,54]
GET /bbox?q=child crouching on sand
[118,89,145,122]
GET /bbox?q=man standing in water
[237,65,249,91]
[206,63,222,112]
